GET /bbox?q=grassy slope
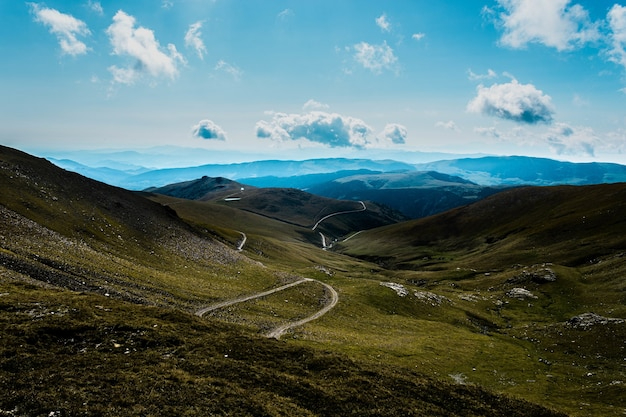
[334,184,626,415]
[0,145,567,416]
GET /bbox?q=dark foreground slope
[0,281,564,417]
[0,145,566,416]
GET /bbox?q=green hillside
[3,145,624,415]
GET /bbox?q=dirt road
[266,280,338,339]
[312,201,366,231]
[195,277,338,339]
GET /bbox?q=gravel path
[195,277,338,339]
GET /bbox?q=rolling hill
[146,176,406,244]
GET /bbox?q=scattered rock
[506,288,537,300]
[458,293,484,302]
[314,265,334,276]
[508,265,556,284]
[380,282,408,297]
[566,313,625,329]
[449,373,468,385]
[414,291,451,306]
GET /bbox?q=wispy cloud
[412,33,425,41]
[185,21,206,60]
[353,41,398,74]
[86,1,103,15]
[303,99,329,111]
[277,8,294,21]
[192,119,227,140]
[544,122,598,156]
[435,121,461,132]
[474,126,502,139]
[376,13,391,32]
[106,10,185,85]
[215,60,242,80]
[491,0,600,51]
[467,79,554,124]
[468,68,497,81]
[607,4,626,70]
[29,3,91,56]
[256,111,374,149]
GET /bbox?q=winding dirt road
[266,280,338,339]
[195,278,338,339]
[312,201,366,231]
[236,231,247,251]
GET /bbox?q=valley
[1,145,625,416]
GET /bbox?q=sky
[2,0,626,166]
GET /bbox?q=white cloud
[435,121,460,132]
[303,99,329,111]
[412,33,425,41]
[192,119,227,141]
[215,60,242,80]
[255,111,374,149]
[467,79,554,124]
[353,41,398,74]
[468,68,497,81]
[376,13,391,32]
[87,1,103,15]
[607,4,626,70]
[379,124,407,144]
[185,21,206,60]
[544,123,598,156]
[162,1,174,9]
[493,0,600,51]
[106,10,185,85]
[29,3,90,56]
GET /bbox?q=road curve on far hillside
[236,231,247,251]
[266,280,338,339]
[312,201,366,231]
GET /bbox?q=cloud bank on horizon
[5,0,626,162]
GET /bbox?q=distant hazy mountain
[51,154,626,192]
[415,156,626,185]
[305,171,505,219]
[97,158,415,190]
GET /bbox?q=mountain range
[50,154,626,191]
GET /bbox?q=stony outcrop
[506,287,538,300]
[566,313,625,329]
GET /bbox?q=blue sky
[2,0,626,166]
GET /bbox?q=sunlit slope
[331,183,626,415]
[0,145,283,309]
